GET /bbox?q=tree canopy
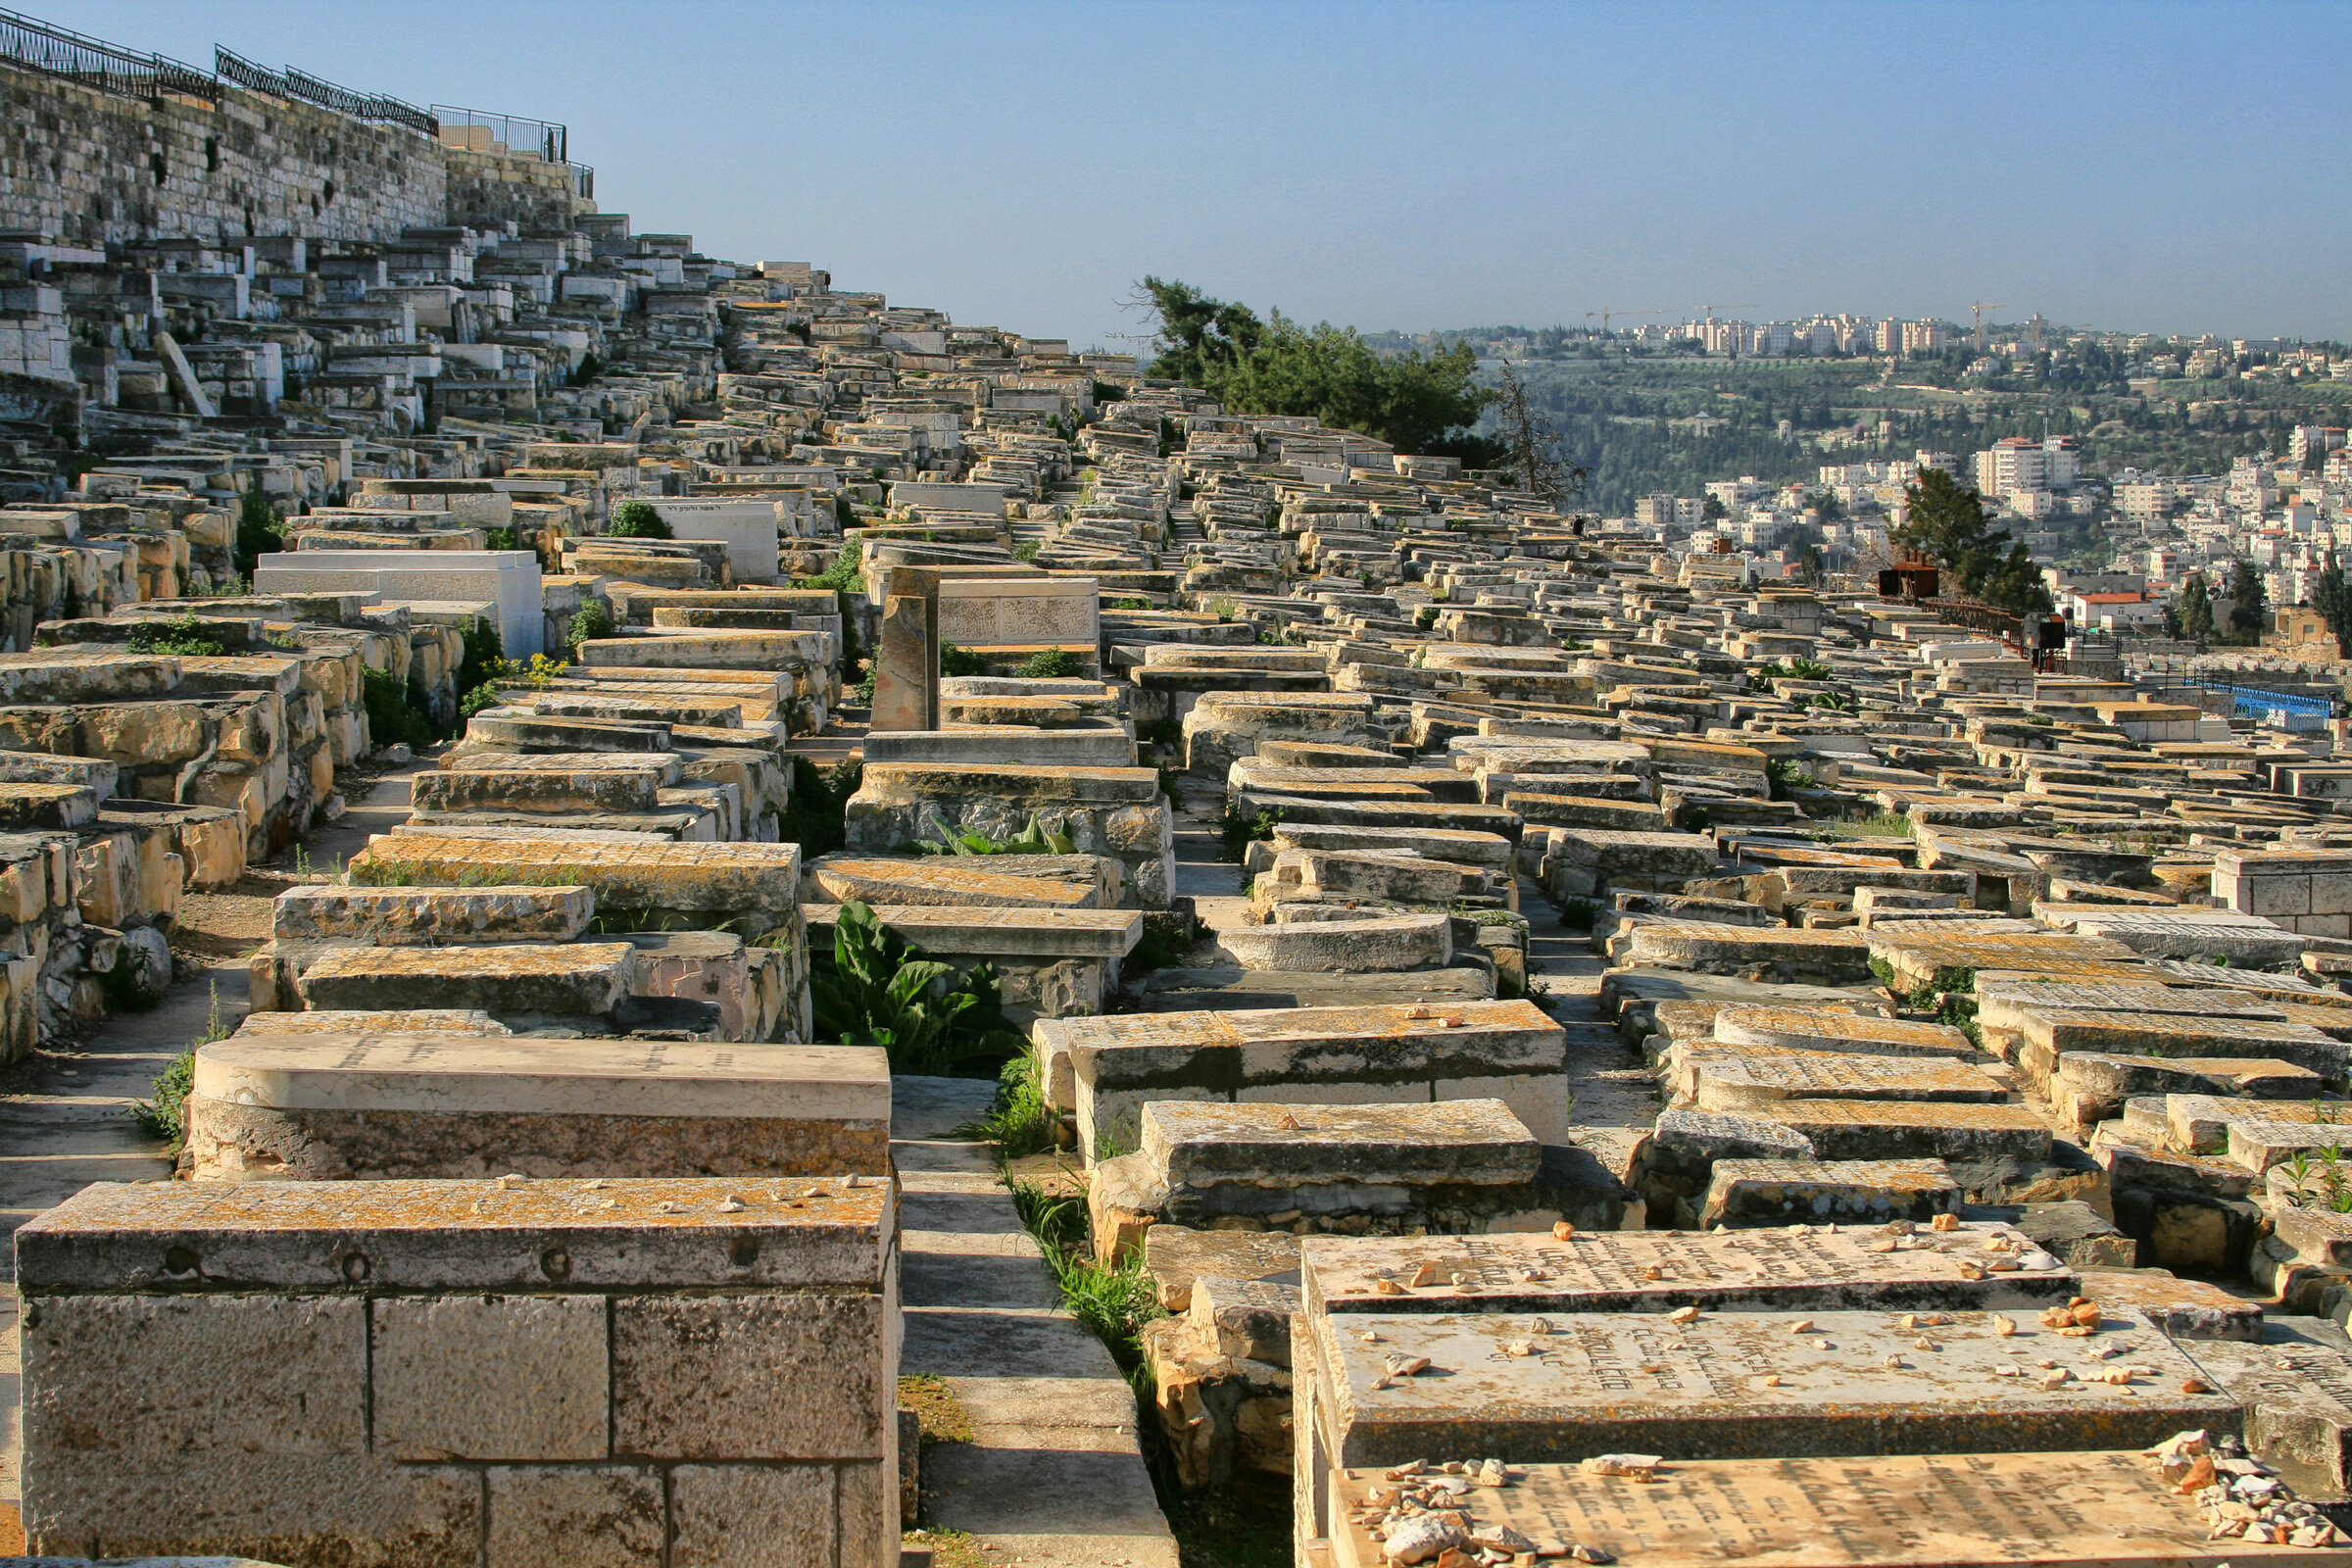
[1136,277,1496,459]
[1891,467,2053,615]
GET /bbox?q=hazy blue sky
[44,1,2352,349]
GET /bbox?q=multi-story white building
[1635,494,1704,529]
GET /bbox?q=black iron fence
[0,12,587,183]
[0,6,214,103]
[429,105,566,165]
[215,47,436,134]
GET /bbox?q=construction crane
[1585,306,1670,334]
[1969,301,2006,354]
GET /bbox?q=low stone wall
[18,1176,899,1566]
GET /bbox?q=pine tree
[2228,559,2269,643]
[2317,554,2352,657]
[2180,573,2214,642]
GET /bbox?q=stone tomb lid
[2073,1267,2264,1341]
[1306,1302,2238,1467]
[1712,1004,1977,1058]
[1326,1449,2326,1568]
[2169,1314,2352,1500]
[1686,1050,2005,1110]
[1063,999,1561,1088]
[1143,1223,1301,1311]
[16,1175,892,1294]
[1299,1222,2073,1316]
[1139,1098,1538,1188]
[195,1033,891,1121]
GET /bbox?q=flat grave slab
[1303,1302,2240,1469]
[1325,1449,2332,1568]
[1713,1004,1977,1058]
[1299,1221,2075,1315]
[1686,1051,2005,1112]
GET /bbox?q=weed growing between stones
[955,1048,1056,1157]
[132,980,224,1146]
[123,612,227,657]
[1213,804,1283,863]
[1559,897,1599,931]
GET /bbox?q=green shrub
[607,500,672,539]
[1560,897,1599,931]
[363,666,437,750]
[939,643,988,677]
[1012,541,1041,562]
[565,599,614,651]
[1014,648,1083,679]
[808,901,1024,1075]
[781,757,860,856]
[232,491,287,578]
[1104,597,1152,611]
[798,542,864,594]
[483,526,520,551]
[1214,804,1284,863]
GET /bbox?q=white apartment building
[1635,494,1704,528]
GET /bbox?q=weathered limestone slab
[17,1177,898,1568]
[2175,1316,2352,1501]
[1141,1098,1540,1191]
[1213,914,1450,973]
[859,726,1134,766]
[2074,1267,2265,1340]
[1322,1449,2313,1568]
[270,883,594,945]
[345,836,804,933]
[292,942,637,1021]
[1687,1051,2002,1112]
[1700,1156,1965,1226]
[181,1033,892,1181]
[1299,1302,2237,1474]
[1298,1221,2074,1316]
[1625,922,1875,987]
[844,761,1174,907]
[801,853,1114,910]
[1763,1100,2054,1163]
[2015,1008,2348,1080]
[1870,929,2145,993]
[1054,1000,1567,1156]
[1712,1004,1977,1058]
[1091,1098,1573,1253]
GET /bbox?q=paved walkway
[894,1075,1178,1567]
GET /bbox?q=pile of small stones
[2152,1429,2349,1547]
[1358,1456,1642,1565]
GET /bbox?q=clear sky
[41,1,2352,350]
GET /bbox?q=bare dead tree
[1492,361,1588,508]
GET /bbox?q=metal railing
[215,47,435,133]
[429,105,566,165]
[569,164,594,200]
[2193,672,2338,731]
[0,6,214,103]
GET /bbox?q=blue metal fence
[2211,682,2335,731]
